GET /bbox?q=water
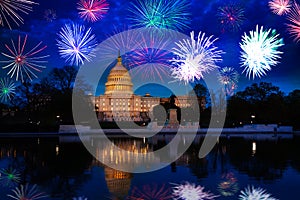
[0,135,299,200]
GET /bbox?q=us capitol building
[93,55,205,122]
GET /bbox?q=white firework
[240,25,284,79]
[7,184,47,200]
[171,31,223,84]
[268,0,291,15]
[172,182,219,200]
[239,186,278,200]
[56,23,98,66]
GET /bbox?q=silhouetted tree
[285,90,300,129]
[227,82,285,125]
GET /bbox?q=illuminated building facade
[94,55,205,122]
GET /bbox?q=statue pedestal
[166,109,179,128]
[169,109,179,124]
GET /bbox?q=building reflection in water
[104,167,132,200]
[94,138,159,171]
[0,137,299,199]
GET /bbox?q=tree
[285,90,300,129]
[227,82,285,125]
[191,83,208,98]
[47,66,78,94]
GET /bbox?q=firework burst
[172,182,219,200]
[56,23,98,66]
[268,0,291,15]
[0,168,20,187]
[0,0,38,29]
[217,3,245,32]
[128,0,191,31]
[101,27,140,62]
[218,67,239,85]
[127,184,173,200]
[240,25,284,79]
[77,0,109,22]
[0,78,16,103]
[126,33,173,81]
[286,2,300,43]
[239,186,278,200]
[171,31,223,84]
[7,184,48,200]
[218,67,239,96]
[44,9,57,22]
[217,172,239,196]
[0,35,48,82]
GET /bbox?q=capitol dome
[105,55,133,95]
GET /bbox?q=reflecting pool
[0,135,299,199]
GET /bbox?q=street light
[250,114,255,124]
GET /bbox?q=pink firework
[126,33,173,81]
[0,35,48,82]
[217,3,245,32]
[287,2,300,43]
[77,0,109,22]
[127,184,173,200]
[268,0,291,15]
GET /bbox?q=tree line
[1,65,300,131]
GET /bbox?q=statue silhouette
[167,95,181,124]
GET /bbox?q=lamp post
[250,114,255,124]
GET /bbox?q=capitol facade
[94,55,204,122]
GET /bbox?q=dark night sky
[0,0,300,96]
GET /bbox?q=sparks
[239,186,278,200]
[217,3,245,32]
[56,23,98,66]
[44,9,57,22]
[240,25,284,79]
[7,184,48,200]
[218,67,239,96]
[0,168,20,187]
[128,0,191,31]
[0,35,48,82]
[0,0,38,29]
[128,184,173,200]
[77,0,109,22]
[286,2,300,43]
[127,33,173,81]
[171,31,223,84]
[268,0,291,15]
[217,172,239,197]
[172,182,219,200]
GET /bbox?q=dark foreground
[0,135,299,200]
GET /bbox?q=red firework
[77,0,109,22]
[0,35,48,82]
